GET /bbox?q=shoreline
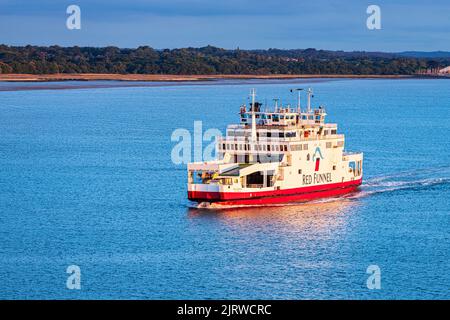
[0,73,419,82]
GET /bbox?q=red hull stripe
[212,184,359,206]
[188,178,362,204]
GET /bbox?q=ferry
[187,88,363,206]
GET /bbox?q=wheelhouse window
[285,131,296,138]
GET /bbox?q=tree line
[0,44,448,75]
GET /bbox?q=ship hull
[188,178,362,206]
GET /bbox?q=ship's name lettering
[302,173,332,185]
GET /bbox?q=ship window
[239,144,243,150]
[226,144,230,150]
[331,129,337,135]
[267,145,271,151]
[222,143,226,150]
[285,131,296,138]
[333,165,336,170]
[280,115,284,120]
[349,161,356,173]
[303,144,308,150]
[308,116,314,120]
[298,169,302,174]
[302,115,307,120]
[324,130,329,135]
[326,142,332,148]
[223,178,232,185]
[263,145,266,151]
[307,154,310,161]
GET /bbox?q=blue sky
[0,0,449,51]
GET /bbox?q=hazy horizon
[1,43,450,54]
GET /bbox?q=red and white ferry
[188,88,363,206]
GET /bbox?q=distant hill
[397,51,450,58]
[0,44,449,75]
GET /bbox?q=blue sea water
[0,78,449,299]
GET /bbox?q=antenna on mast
[273,98,279,112]
[290,88,304,113]
[250,88,257,142]
[307,88,314,113]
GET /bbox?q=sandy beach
[0,73,414,82]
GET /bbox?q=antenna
[290,88,304,113]
[307,88,313,113]
[273,98,279,112]
[250,88,257,142]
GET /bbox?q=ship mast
[273,98,279,112]
[250,88,257,142]
[307,88,313,113]
[290,88,304,113]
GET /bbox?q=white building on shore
[439,66,450,74]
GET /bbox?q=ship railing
[342,151,363,161]
[218,134,344,144]
[227,124,246,129]
[343,151,363,156]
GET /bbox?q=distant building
[439,66,450,74]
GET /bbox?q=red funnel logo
[313,147,324,172]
